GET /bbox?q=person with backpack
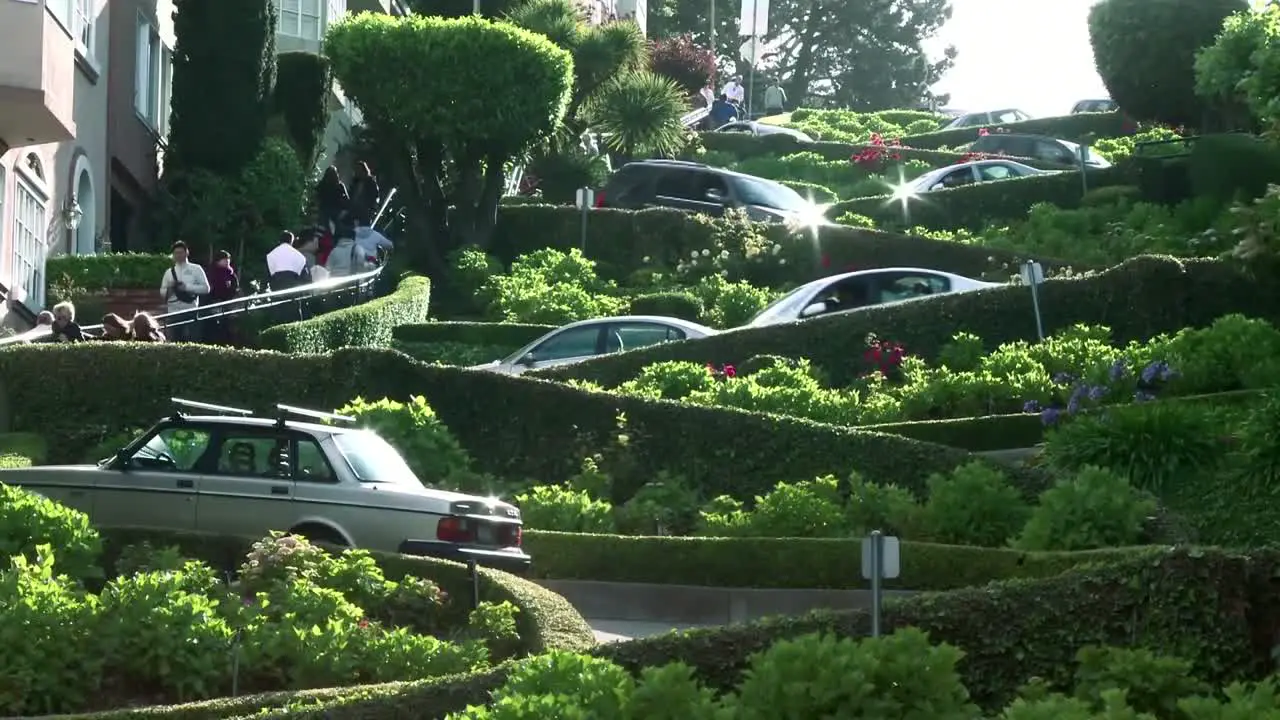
[158,240,209,343]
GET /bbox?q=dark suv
[596,160,818,223]
[968,133,1111,169]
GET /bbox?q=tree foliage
[167,0,276,177]
[585,71,689,157]
[272,52,332,171]
[649,34,716,95]
[325,14,573,269]
[1089,0,1246,128]
[647,0,953,110]
[1196,4,1280,132]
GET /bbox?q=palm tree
[584,71,688,159]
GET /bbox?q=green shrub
[777,179,838,204]
[698,476,849,539]
[334,396,474,486]
[0,432,47,467]
[394,340,519,367]
[272,52,332,168]
[0,483,102,583]
[628,291,704,322]
[393,321,554,347]
[483,248,626,324]
[442,245,505,315]
[921,462,1029,547]
[1016,467,1156,552]
[259,275,431,352]
[845,474,922,536]
[44,253,172,291]
[898,112,1132,151]
[1072,645,1210,717]
[515,485,616,533]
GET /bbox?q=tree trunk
[784,3,822,106]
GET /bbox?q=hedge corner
[258,274,431,353]
[0,432,47,468]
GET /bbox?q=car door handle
[175,478,195,489]
[271,485,290,495]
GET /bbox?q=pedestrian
[159,240,209,343]
[205,250,239,345]
[316,166,349,233]
[723,75,745,106]
[709,93,738,127]
[763,80,787,115]
[266,231,309,291]
[349,161,381,226]
[49,301,85,343]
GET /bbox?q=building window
[12,173,49,311]
[280,0,324,40]
[134,13,165,130]
[46,0,73,33]
[74,0,94,58]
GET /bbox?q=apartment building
[0,0,111,327]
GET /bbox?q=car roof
[555,315,717,335]
[791,267,985,292]
[176,415,359,434]
[614,160,785,185]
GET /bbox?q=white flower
[701,249,711,257]
[720,269,729,277]
[719,250,730,259]
[642,256,651,263]
[771,244,782,254]
[691,250,699,259]
[779,259,787,265]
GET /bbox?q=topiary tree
[272,52,332,171]
[1088,0,1246,128]
[648,34,716,95]
[1196,4,1280,132]
[325,14,573,273]
[167,0,277,177]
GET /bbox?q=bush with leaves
[1016,466,1156,551]
[335,396,475,487]
[920,462,1029,547]
[647,34,715,95]
[698,475,851,538]
[483,248,627,324]
[0,483,102,583]
[515,485,616,533]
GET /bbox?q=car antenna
[275,404,356,427]
[171,398,254,419]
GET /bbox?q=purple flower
[1108,358,1127,382]
[1140,361,1170,384]
[1087,385,1107,401]
[1134,390,1156,403]
[1040,407,1061,426]
[1023,399,1040,413]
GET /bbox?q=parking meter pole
[870,530,883,638]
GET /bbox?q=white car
[0,399,531,572]
[713,121,815,142]
[745,268,1000,328]
[471,316,717,375]
[906,160,1053,195]
[943,108,1032,129]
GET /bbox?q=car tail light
[506,525,523,547]
[436,516,473,543]
[594,191,606,208]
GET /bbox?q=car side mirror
[705,188,727,203]
[800,302,828,318]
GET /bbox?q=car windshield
[333,431,420,485]
[734,176,811,212]
[748,282,819,325]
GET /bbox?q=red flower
[723,364,736,378]
[358,618,370,629]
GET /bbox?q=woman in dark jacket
[349,161,380,226]
[316,166,349,232]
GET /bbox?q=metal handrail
[681,107,710,128]
[0,263,385,346]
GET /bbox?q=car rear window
[733,176,810,212]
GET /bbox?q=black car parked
[597,160,820,223]
[967,133,1111,169]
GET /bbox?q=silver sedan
[471,316,717,375]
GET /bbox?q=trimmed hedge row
[520,530,1153,591]
[391,321,552,347]
[46,252,172,291]
[95,528,596,655]
[94,548,1266,717]
[698,131,1066,171]
[0,344,1051,504]
[488,205,1055,281]
[544,256,1280,387]
[828,165,1128,231]
[257,275,431,353]
[0,432,44,469]
[899,111,1132,150]
[866,388,1268,452]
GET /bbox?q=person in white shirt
[265,231,309,291]
[159,240,210,343]
[723,76,745,105]
[699,84,714,108]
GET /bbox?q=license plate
[474,523,497,546]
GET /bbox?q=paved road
[588,619,713,643]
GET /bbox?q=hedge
[698,131,1066,170]
[520,530,1154,591]
[865,388,1268,452]
[0,344,1051,505]
[257,275,431,353]
[489,205,1070,281]
[95,528,596,655]
[0,431,44,468]
[90,548,1267,717]
[828,164,1129,231]
[391,321,552,347]
[898,111,1133,151]
[45,252,172,291]
[543,256,1280,387]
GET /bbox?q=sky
[923,0,1110,117]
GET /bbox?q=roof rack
[171,398,254,418]
[276,403,355,426]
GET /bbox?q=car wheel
[289,523,349,548]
